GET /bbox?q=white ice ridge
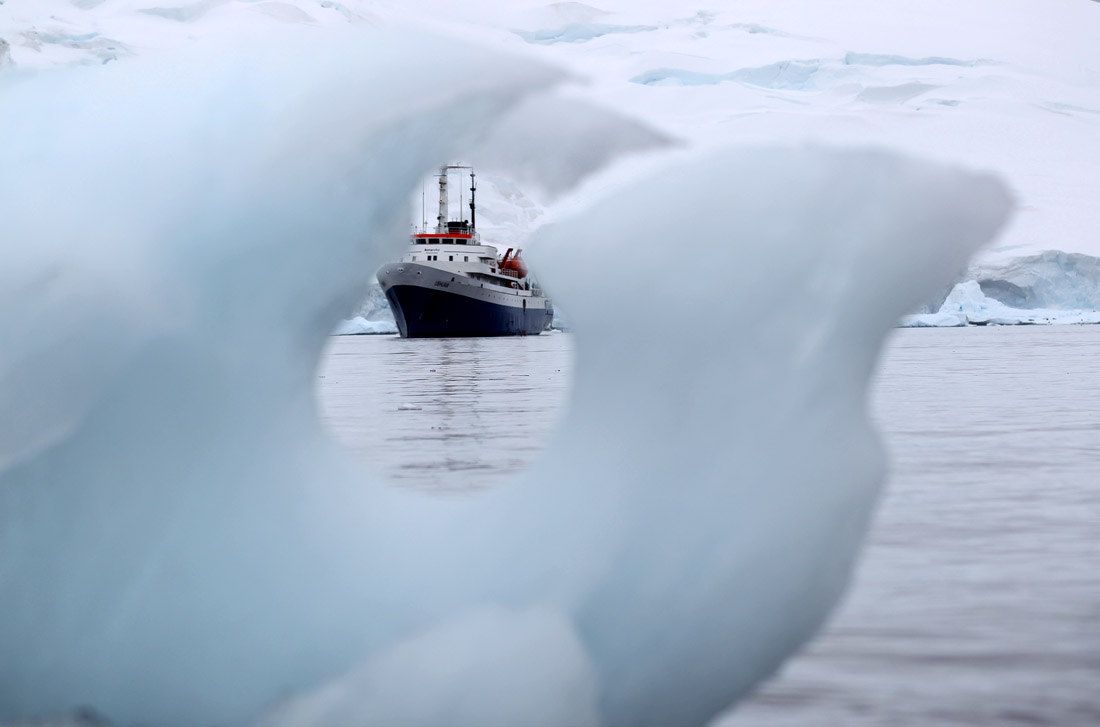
[0,30,1012,727]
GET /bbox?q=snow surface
[371,0,1098,264]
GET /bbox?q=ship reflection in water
[316,332,574,492]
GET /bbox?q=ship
[376,165,554,338]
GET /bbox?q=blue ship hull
[385,284,553,338]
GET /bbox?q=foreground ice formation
[0,28,1012,727]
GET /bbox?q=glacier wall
[901,251,1100,327]
[902,280,1100,328]
[1,26,1013,727]
[970,251,1100,310]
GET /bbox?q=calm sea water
[317,332,573,492]
[316,326,1100,726]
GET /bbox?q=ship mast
[435,165,477,233]
[469,170,476,231]
[436,166,448,233]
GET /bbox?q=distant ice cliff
[902,252,1100,327]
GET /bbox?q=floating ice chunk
[898,310,967,327]
[937,279,1007,324]
[331,316,397,336]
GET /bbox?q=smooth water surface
[726,325,1100,727]
[317,332,573,492]
[315,326,1100,725]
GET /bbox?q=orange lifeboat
[500,248,528,278]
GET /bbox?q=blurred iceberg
[0,25,1013,727]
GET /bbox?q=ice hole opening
[316,331,575,495]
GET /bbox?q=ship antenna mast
[436,166,448,233]
[469,170,476,231]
